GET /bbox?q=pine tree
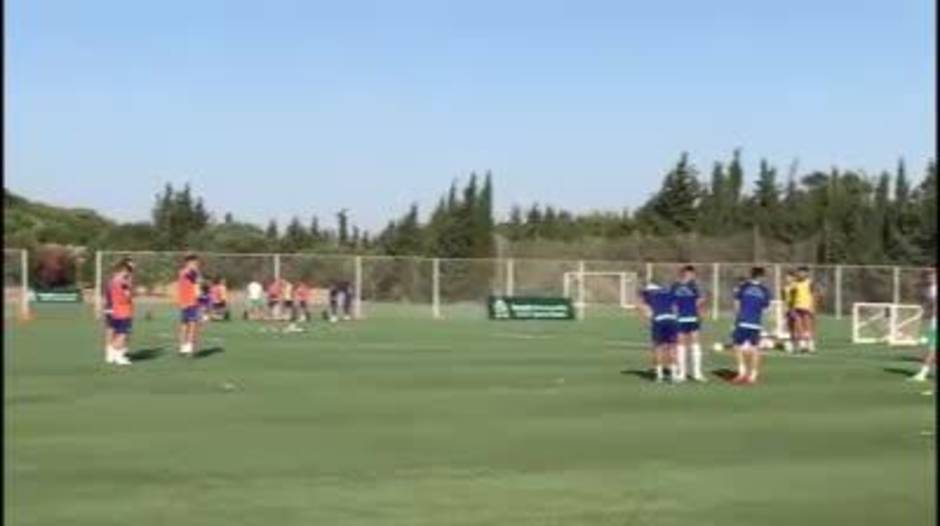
[726,149,744,227]
[265,219,279,241]
[337,209,349,247]
[645,152,702,233]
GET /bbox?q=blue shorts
[733,327,761,348]
[677,320,700,334]
[108,317,133,335]
[181,306,200,324]
[651,320,678,346]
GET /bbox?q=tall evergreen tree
[640,153,701,234]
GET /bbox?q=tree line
[5,152,937,266]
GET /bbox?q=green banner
[33,289,83,303]
[488,296,575,320]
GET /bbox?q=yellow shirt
[792,279,814,311]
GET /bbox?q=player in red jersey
[104,258,135,365]
[294,280,312,322]
[177,254,202,356]
[267,279,282,319]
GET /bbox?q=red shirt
[107,274,134,319]
[267,281,281,300]
[177,268,200,308]
[294,283,311,302]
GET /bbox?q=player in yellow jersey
[792,266,819,353]
[782,270,799,353]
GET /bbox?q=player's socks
[675,345,687,379]
[691,344,704,379]
[747,370,758,383]
[654,365,664,382]
[807,339,816,352]
[105,346,116,364]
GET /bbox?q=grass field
[4,305,936,525]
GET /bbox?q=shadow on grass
[127,348,164,362]
[898,355,927,363]
[883,367,914,377]
[711,368,738,382]
[194,347,225,359]
[620,368,655,381]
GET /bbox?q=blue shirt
[671,280,701,321]
[642,284,676,322]
[734,280,772,329]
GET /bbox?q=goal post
[562,271,639,317]
[4,248,30,320]
[852,302,924,346]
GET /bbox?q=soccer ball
[712,342,725,352]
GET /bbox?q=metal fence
[93,250,934,321]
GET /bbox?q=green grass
[4,307,936,525]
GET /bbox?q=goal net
[4,249,29,321]
[852,302,924,346]
[562,271,639,317]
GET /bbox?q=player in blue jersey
[732,267,773,384]
[641,281,679,383]
[671,265,708,382]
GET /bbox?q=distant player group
[641,264,936,385]
[102,254,356,365]
[101,254,936,384]
[641,265,780,384]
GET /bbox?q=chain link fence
[91,251,934,322]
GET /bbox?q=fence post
[93,251,103,319]
[835,265,843,319]
[892,266,901,304]
[21,249,30,319]
[432,258,441,319]
[577,260,586,320]
[506,258,514,296]
[354,256,363,319]
[712,262,720,320]
[273,254,281,282]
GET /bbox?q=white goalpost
[852,302,924,346]
[562,271,639,318]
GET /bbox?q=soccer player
[294,280,312,322]
[210,277,230,321]
[671,265,707,382]
[731,267,772,384]
[329,280,354,321]
[782,270,799,353]
[641,280,679,383]
[104,258,135,365]
[792,266,818,353]
[281,278,294,321]
[177,254,202,356]
[198,281,212,322]
[910,269,937,382]
[267,279,282,319]
[246,278,264,320]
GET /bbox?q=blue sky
[5,0,935,231]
